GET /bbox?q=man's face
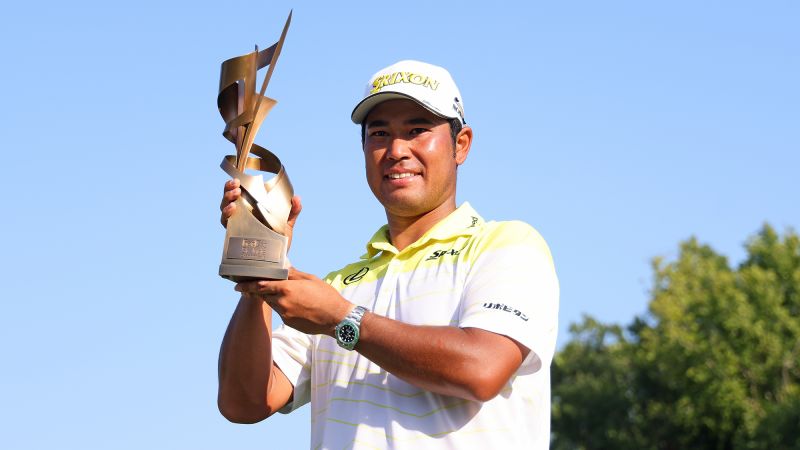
[362,99,467,218]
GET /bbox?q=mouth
[385,172,419,180]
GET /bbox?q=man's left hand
[235,268,352,336]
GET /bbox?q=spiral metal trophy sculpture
[217,12,294,281]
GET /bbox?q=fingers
[220,201,237,227]
[235,280,289,313]
[234,281,259,294]
[220,179,241,227]
[287,196,303,228]
[235,280,283,294]
[221,179,241,209]
[222,186,241,205]
[225,178,240,190]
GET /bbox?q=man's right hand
[220,179,303,251]
[220,178,242,227]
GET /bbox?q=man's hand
[220,178,303,250]
[219,178,242,227]
[235,268,353,336]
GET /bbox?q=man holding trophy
[215,15,559,450]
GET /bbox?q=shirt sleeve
[457,221,560,371]
[271,323,313,414]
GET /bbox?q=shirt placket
[373,255,401,318]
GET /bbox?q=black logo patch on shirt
[482,302,529,321]
[343,267,369,285]
[426,249,460,261]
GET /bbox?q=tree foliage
[552,225,800,450]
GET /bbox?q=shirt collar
[361,202,485,259]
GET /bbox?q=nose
[386,137,412,160]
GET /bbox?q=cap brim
[350,91,451,124]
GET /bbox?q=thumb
[288,267,316,280]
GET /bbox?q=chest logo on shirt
[482,302,530,321]
[426,248,460,261]
[343,267,369,285]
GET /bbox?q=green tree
[552,225,800,450]
[552,317,645,450]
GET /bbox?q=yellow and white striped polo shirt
[272,202,559,449]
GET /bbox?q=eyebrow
[366,119,389,129]
[365,117,436,129]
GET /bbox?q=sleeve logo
[482,302,529,321]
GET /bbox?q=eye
[409,127,428,136]
[369,130,388,137]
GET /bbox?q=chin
[381,198,435,218]
[380,194,416,210]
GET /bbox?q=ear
[454,126,473,165]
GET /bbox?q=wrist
[240,292,266,306]
[329,301,353,337]
[357,310,370,343]
[334,305,369,351]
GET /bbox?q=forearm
[355,312,525,402]
[241,270,526,403]
[217,294,275,422]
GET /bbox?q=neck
[386,199,457,252]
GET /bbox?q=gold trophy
[217,12,293,281]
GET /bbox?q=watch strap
[346,305,368,326]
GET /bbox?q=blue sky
[1,1,798,448]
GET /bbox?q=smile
[386,173,418,179]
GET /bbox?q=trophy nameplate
[217,12,293,281]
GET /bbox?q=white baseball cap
[350,60,466,125]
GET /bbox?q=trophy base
[219,263,289,282]
[219,198,290,281]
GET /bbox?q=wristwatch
[335,305,368,350]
